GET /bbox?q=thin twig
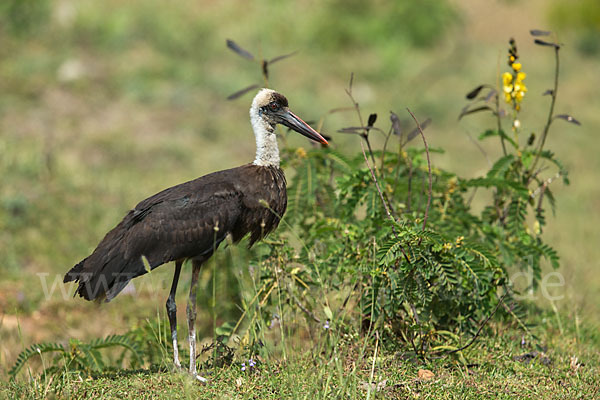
[530,171,560,200]
[491,54,508,223]
[366,330,380,400]
[345,73,378,166]
[444,292,508,355]
[345,73,364,127]
[363,135,376,166]
[360,142,395,226]
[536,181,548,215]
[466,187,478,208]
[377,127,399,218]
[464,129,492,167]
[339,281,359,314]
[360,141,410,263]
[343,75,397,217]
[494,55,507,155]
[406,108,433,232]
[379,127,393,173]
[501,296,533,337]
[528,44,560,179]
[404,153,413,212]
[289,291,321,323]
[383,192,398,220]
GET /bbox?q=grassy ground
[2,316,599,399]
[1,0,599,398]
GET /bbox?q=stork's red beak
[281,110,329,145]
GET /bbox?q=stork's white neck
[250,103,280,167]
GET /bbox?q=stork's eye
[268,101,280,111]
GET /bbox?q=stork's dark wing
[64,168,245,301]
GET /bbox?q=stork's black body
[64,164,286,301]
[64,88,327,382]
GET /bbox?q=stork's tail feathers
[63,258,87,284]
[63,257,142,302]
[64,258,104,301]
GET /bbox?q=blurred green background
[1,0,599,372]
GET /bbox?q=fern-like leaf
[90,334,143,366]
[487,155,515,178]
[9,342,66,377]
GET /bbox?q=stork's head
[250,89,328,145]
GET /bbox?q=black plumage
[64,164,286,301]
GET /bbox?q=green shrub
[239,33,576,356]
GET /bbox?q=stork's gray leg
[166,260,183,369]
[187,259,207,383]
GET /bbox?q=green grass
[1,0,600,398]
[2,315,598,399]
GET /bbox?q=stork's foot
[171,359,183,371]
[172,363,208,383]
[170,349,183,371]
[192,372,208,384]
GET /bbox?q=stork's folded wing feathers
[64,164,287,302]
[64,170,245,301]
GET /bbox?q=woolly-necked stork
[64,89,328,382]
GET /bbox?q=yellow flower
[534,220,541,235]
[447,177,457,194]
[503,64,527,107]
[295,147,307,158]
